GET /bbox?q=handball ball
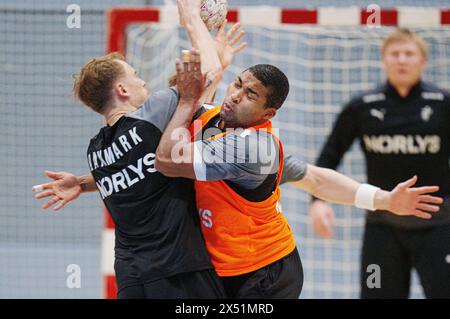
[200,0,228,31]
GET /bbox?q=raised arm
[178,0,246,105]
[177,0,223,93]
[155,49,204,179]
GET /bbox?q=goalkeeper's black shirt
[316,81,450,229]
[87,88,212,291]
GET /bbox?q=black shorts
[220,247,303,299]
[361,222,450,298]
[117,268,226,299]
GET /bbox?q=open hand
[385,176,443,219]
[33,171,81,211]
[176,48,206,106]
[309,200,336,239]
[214,20,247,69]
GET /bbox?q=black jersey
[87,88,212,291]
[316,81,450,229]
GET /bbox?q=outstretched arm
[291,164,443,219]
[33,171,96,211]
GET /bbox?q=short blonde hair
[381,28,428,59]
[73,52,126,114]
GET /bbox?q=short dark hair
[246,64,289,110]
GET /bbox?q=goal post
[103,5,450,299]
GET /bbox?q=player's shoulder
[355,85,386,105]
[228,126,276,142]
[220,126,278,156]
[343,84,386,112]
[126,87,180,130]
[230,127,279,172]
[420,81,450,102]
[145,87,179,107]
[88,127,106,149]
[193,103,218,120]
[239,127,279,159]
[131,87,178,116]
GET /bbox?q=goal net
[107,6,450,298]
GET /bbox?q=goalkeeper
[309,28,450,298]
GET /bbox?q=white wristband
[354,184,380,211]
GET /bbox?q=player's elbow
[297,165,328,196]
[155,153,174,176]
[156,143,194,178]
[155,156,195,179]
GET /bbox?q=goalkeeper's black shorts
[361,222,450,298]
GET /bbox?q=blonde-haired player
[33,0,246,298]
